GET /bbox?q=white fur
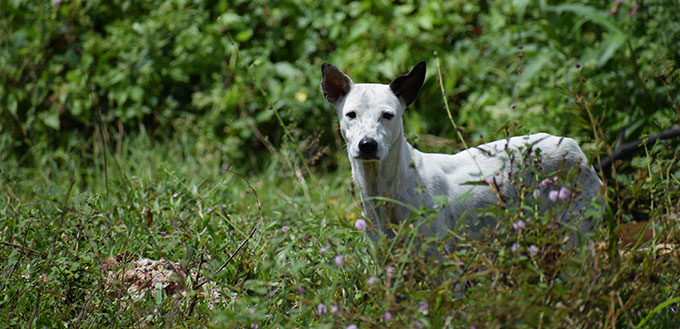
[322,63,602,248]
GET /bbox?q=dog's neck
[350,135,413,195]
[349,133,418,233]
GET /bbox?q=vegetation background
[1,0,679,327]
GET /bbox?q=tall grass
[2,60,679,328]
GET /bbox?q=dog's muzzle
[357,137,379,160]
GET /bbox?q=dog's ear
[390,61,426,107]
[321,63,353,105]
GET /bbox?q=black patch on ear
[321,63,352,105]
[389,61,426,106]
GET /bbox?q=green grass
[1,124,679,328]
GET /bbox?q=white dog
[321,61,602,249]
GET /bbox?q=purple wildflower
[354,219,367,231]
[383,311,393,322]
[334,255,344,266]
[558,187,570,200]
[533,189,540,198]
[512,220,526,231]
[317,303,328,315]
[419,301,429,312]
[282,226,289,233]
[548,190,558,202]
[528,245,539,256]
[385,266,396,278]
[511,243,520,253]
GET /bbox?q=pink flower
[354,219,367,231]
[511,243,520,253]
[609,0,623,14]
[367,276,379,285]
[548,190,558,202]
[317,303,328,315]
[383,311,393,322]
[539,178,550,189]
[528,245,539,256]
[331,304,339,313]
[347,325,358,329]
[419,301,428,312]
[282,226,289,233]
[485,177,494,185]
[512,220,526,230]
[320,247,328,254]
[158,231,167,237]
[334,255,344,266]
[533,189,540,198]
[558,187,570,200]
[457,260,464,267]
[385,266,396,277]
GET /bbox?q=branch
[595,127,680,173]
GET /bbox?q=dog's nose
[358,137,378,155]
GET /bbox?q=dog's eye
[382,112,394,120]
[346,111,356,119]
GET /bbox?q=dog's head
[321,61,426,161]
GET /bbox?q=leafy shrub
[4,1,677,169]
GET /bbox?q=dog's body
[321,61,602,248]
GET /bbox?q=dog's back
[415,133,602,245]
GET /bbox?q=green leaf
[598,32,627,66]
[219,12,247,30]
[522,49,552,83]
[548,4,627,67]
[154,282,163,305]
[274,62,302,80]
[39,109,60,129]
[637,297,680,328]
[130,86,144,103]
[547,4,623,34]
[236,29,253,42]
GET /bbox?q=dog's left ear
[390,61,426,107]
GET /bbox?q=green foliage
[4,0,677,167]
[1,0,680,328]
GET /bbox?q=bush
[4,1,677,169]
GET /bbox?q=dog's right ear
[321,63,353,105]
